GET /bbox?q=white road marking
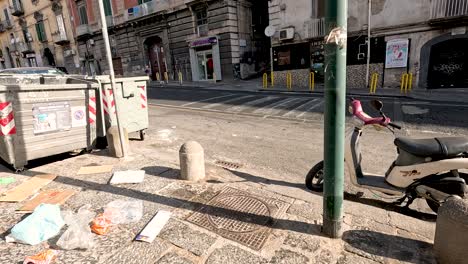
[401,105,429,115]
[226,96,279,113]
[202,95,256,109]
[296,99,324,118]
[282,99,318,117]
[181,94,236,107]
[253,97,303,115]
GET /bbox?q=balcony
[11,0,24,16]
[17,41,34,54]
[430,0,468,25]
[76,24,92,38]
[124,0,169,22]
[304,17,325,39]
[53,33,70,45]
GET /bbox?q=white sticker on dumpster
[71,106,87,127]
[32,102,71,134]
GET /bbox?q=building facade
[0,0,80,72]
[268,0,468,90]
[72,0,270,81]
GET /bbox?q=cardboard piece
[109,170,145,185]
[135,210,172,243]
[0,174,56,202]
[77,165,113,175]
[17,190,76,213]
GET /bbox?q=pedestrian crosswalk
[155,93,326,120]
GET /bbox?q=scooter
[305,98,467,213]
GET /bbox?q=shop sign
[385,39,409,68]
[190,37,217,48]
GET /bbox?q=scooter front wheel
[305,160,324,192]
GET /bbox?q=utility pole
[97,0,127,157]
[322,0,347,238]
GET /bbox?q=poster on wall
[385,39,409,68]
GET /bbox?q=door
[428,38,468,89]
[196,50,213,81]
[112,57,123,76]
[27,57,37,67]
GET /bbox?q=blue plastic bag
[11,204,64,245]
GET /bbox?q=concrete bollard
[179,141,205,181]
[434,197,468,264]
[106,126,130,158]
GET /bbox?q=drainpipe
[365,0,371,88]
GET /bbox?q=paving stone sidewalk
[0,138,437,264]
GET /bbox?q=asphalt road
[148,87,468,131]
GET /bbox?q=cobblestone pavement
[0,142,437,264]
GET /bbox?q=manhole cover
[186,187,290,250]
[215,160,242,170]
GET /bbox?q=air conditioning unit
[279,28,294,41]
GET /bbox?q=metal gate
[428,38,468,89]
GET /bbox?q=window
[23,29,31,43]
[35,21,47,42]
[103,0,112,16]
[3,9,11,27]
[195,8,208,36]
[78,4,88,25]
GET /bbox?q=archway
[420,34,468,89]
[144,36,166,80]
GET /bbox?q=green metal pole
[322,0,347,238]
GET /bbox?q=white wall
[268,0,313,43]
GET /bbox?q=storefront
[189,36,222,82]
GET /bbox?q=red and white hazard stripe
[139,85,147,109]
[89,97,96,124]
[0,102,16,136]
[101,88,116,115]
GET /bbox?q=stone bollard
[434,197,468,264]
[179,141,205,181]
[106,126,130,158]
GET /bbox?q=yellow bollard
[178,71,183,85]
[309,72,315,92]
[156,72,160,81]
[262,73,268,89]
[213,72,217,83]
[271,72,275,88]
[286,72,292,91]
[401,73,409,94]
[370,73,379,94]
[408,73,413,91]
[164,72,169,83]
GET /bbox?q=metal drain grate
[186,187,289,250]
[215,160,242,170]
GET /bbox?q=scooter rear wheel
[305,161,324,192]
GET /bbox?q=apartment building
[268,0,468,89]
[0,0,80,72]
[72,0,270,81]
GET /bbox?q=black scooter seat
[394,137,468,157]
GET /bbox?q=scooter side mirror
[370,100,384,111]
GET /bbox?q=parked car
[0,67,66,75]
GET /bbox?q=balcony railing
[304,17,325,39]
[124,0,170,22]
[430,0,468,19]
[17,41,34,53]
[11,0,24,16]
[53,33,70,45]
[76,24,91,37]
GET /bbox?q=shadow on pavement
[226,168,304,189]
[23,170,322,237]
[342,230,433,263]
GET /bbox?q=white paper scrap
[109,170,145,185]
[135,210,172,243]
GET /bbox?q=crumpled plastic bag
[11,204,64,245]
[23,249,58,264]
[56,204,96,250]
[103,199,143,224]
